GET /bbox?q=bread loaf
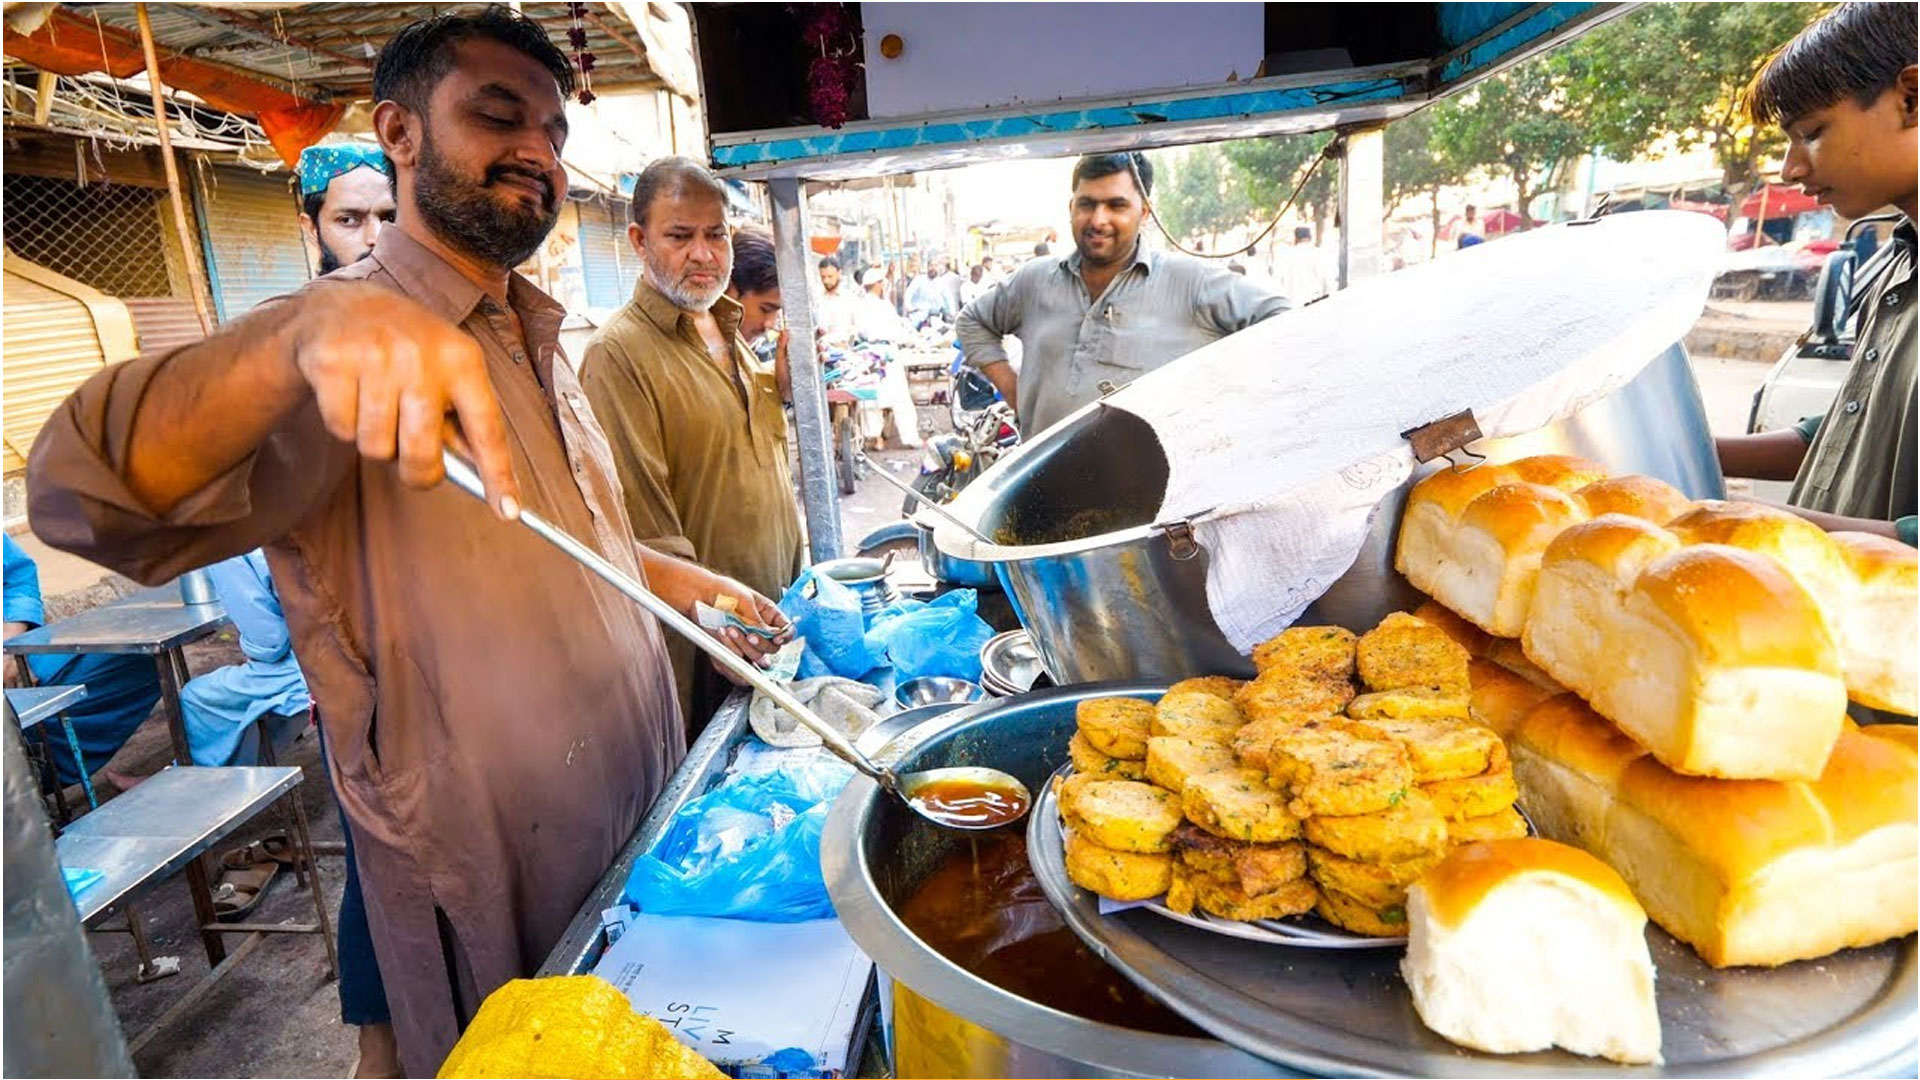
[1523,517,1847,780]
[1509,698,1918,967]
[1828,531,1919,715]
[1402,837,1661,1064]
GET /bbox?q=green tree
[1151,144,1255,248]
[1384,107,1459,255]
[1429,60,1587,231]
[1221,132,1337,231]
[1559,2,1830,194]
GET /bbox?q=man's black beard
[413,133,557,271]
[319,244,346,275]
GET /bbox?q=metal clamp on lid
[1401,409,1485,470]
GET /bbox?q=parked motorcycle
[905,391,1018,515]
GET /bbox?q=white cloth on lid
[1097,211,1726,652]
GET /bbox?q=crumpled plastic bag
[749,676,885,748]
[624,757,855,922]
[865,589,994,682]
[778,567,883,680]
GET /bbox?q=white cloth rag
[749,677,886,749]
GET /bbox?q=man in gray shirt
[957,152,1289,435]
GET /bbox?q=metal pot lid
[1028,781,1917,1078]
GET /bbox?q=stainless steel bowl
[855,703,965,759]
[913,511,1001,590]
[894,675,985,711]
[979,629,1047,696]
[935,344,1725,683]
[822,686,1290,1078]
[811,556,900,616]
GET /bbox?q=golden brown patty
[1315,885,1409,937]
[1066,779,1185,853]
[1361,716,1503,782]
[1064,830,1172,902]
[1265,721,1414,818]
[1236,670,1357,719]
[1355,612,1472,694]
[1421,757,1520,821]
[1165,862,1200,916]
[1346,688,1471,722]
[1069,731,1149,782]
[1193,875,1320,922]
[1170,826,1308,896]
[1076,697,1156,760]
[1306,846,1446,909]
[1167,676,1247,702]
[1230,714,1329,772]
[1181,767,1303,843]
[1301,787,1449,863]
[1251,625,1359,682]
[1145,736,1237,795]
[1150,691,1245,742]
[1448,805,1530,845]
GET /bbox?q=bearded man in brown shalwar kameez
[25,8,788,1076]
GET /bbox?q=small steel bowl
[894,675,986,711]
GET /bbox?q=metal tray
[1030,779,1918,1077]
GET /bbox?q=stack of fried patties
[1062,679,1318,921]
[1235,615,1526,936]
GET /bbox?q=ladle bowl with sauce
[900,767,1032,830]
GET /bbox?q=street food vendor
[956,152,1289,435]
[580,157,805,737]
[26,9,785,1076]
[1716,1,1916,547]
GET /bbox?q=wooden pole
[135,3,215,335]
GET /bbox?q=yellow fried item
[1265,721,1414,818]
[1181,767,1303,843]
[1069,730,1149,782]
[1193,875,1320,922]
[1076,697,1155,760]
[1315,886,1410,937]
[1251,625,1359,681]
[1165,862,1200,915]
[1068,779,1184,853]
[1302,788,1449,863]
[1236,670,1356,718]
[1230,713,1329,772]
[1064,829,1173,901]
[1145,736,1237,794]
[1346,688,1470,722]
[1150,691,1244,742]
[1167,675,1247,702]
[1355,611,1472,694]
[1306,846,1446,909]
[437,976,725,1080]
[1361,716,1502,782]
[1421,755,1520,821]
[1170,825,1307,896]
[1448,805,1530,845]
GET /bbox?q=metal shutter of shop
[200,167,310,323]
[579,198,630,311]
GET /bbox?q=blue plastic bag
[778,568,883,680]
[625,757,856,921]
[872,590,994,682]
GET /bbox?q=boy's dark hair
[1033,241,1051,257]
[374,6,574,116]
[1746,2,1917,126]
[818,255,839,271]
[301,191,325,221]
[731,225,780,296]
[1071,152,1154,198]
[629,156,727,227]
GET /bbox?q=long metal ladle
[854,452,997,545]
[440,451,1030,830]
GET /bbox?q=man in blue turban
[297,143,395,274]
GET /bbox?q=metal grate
[1,173,182,298]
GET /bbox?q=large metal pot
[934,344,1726,683]
[912,510,1002,590]
[821,686,1289,1079]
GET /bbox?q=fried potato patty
[1420,756,1519,821]
[1067,779,1184,853]
[1167,676,1247,702]
[1306,846,1446,909]
[1064,830,1172,902]
[1346,688,1470,722]
[1193,875,1320,922]
[1448,805,1529,845]
[1150,691,1244,742]
[1266,722,1414,818]
[1236,671,1356,719]
[1181,767,1302,843]
[1166,863,1200,916]
[1362,716,1502,782]
[1301,787,1449,863]
[1170,826,1307,896]
[1315,886,1409,937]
[1069,731,1149,781]
[1251,625,1359,681]
[1355,612,1472,694]
[1145,736,1237,795]
[1230,714,1329,772]
[1076,697,1155,760]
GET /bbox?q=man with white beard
[580,156,803,736]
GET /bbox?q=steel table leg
[58,714,97,810]
[154,649,192,766]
